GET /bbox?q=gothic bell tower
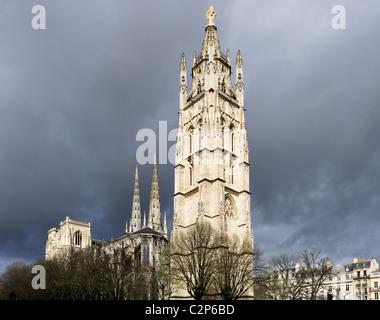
[173,6,253,244]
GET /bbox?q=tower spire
[128,165,142,233]
[179,53,188,110]
[235,50,244,105]
[148,154,162,231]
[201,6,221,59]
[180,53,187,73]
[163,212,168,234]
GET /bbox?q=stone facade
[317,257,380,300]
[45,216,92,259]
[172,6,253,245]
[171,6,254,299]
[45,158,168,271]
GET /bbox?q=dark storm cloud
[0,0,379,270]
[226,0,380,263]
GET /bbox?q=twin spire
[127,155,167,236]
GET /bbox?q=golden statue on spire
[206,6,216,26]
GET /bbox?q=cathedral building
[45,5,253,299]
[172,6,253,244]
[45,157,168,271]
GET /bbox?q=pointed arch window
[198,120,202,150]
[189,127,194,154]
[230,126,234,152]
[143,243,150,267]
[74,231,82,247]
[222,126,225,149]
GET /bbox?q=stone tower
[172,6,253,244]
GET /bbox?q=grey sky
[0,0,379,272]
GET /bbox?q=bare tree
[267,253,305,300]
[154,244,175,300]
[250,246,271,300]
[170,222,218,300]
[297,248,333,300]
[213,234,254,300]
[264,248,333,300]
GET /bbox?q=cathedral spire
[179,53,188,109]
[180,52,187,73]
[163,212,168,234]
[128,165,142,233]
[201,6,221,59]
[235,50,244,82]
[235,50,244,105]
[148,154,162,231]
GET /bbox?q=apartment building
[370,268,380,300]
[322,257,379,300]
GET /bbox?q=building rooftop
[132,226,159,235]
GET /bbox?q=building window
[357,271,360,278]
[346,274,350,280]
[199,126,202,150]
[346,284,349,291]
[190,167,193,185]
[230,126,234,152]
[375,293,379,300]
[375,281,378,289]
[363,270,367,277]
[135,246,141,268]
[189,128,194,153]
[74,231,82,247]
[143,244,150,267]
[222,127,224,148]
